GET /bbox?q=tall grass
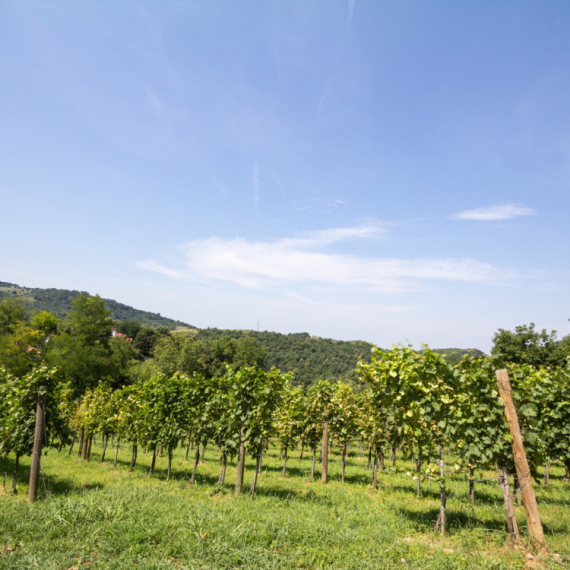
[0,441,568,569]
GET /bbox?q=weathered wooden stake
[12,456,19,493]
[469,465,475,505]
[514,475,522,506]
[100,434,108,463]
[341,443,347,483]
[81,431,89,460]
[190,443,200,484]
[113,439,120,468]
[310,447,316,478]
[166,448,173,480]
[435,457,446,536]
[77,429,84,458]
[28,386,47,504]
[496,369,546,551]
[249,444,263,496]
[219,453,227,485]
[321,403,329,484]
[416,459,421,496]
[129,444,138,472]
[498,467,519,542]
[235,429,246,495]
[148,449,156,477]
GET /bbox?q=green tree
[275,383,305,477]
[0,299,48,376]
[329,382,359,483]
[540,366,570,479]
[47,294,134,395]
[133,326,161,358]
[357,389,392,488]
[154,334,267,379]
[31,310,59,335]
[492,323,570,367]
[449,357,553,538]
[0,298,29,336]
[359,345,454,494]
[113,383,144,471]
[224,365,287,495]
[116,320,142,340]
[137,373,192,479]
[306,380,335,483]
[0,366,72,492]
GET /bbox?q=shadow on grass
[398,503,569,539]
[397,504,510,535]
[0,455,107,498]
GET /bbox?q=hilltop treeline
[0,294,268,396]
[0,283,489,385]
[0,282,193,329]
[196,329,375,386]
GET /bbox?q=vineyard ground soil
[0,443,569,569]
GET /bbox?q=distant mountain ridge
[0,281,194,330]
[1,281,484,380]
[195,329,485,385]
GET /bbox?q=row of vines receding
[1,345,569,542]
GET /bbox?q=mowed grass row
[0,441,569,569]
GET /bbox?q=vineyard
[1,345,570,568]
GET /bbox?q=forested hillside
[197,328,375,385]
[0,282,485,385]
[195,329,485,384]
[0,282,193,329]
[431,347,485,364]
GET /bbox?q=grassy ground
[0,441,568,569]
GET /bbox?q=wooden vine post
[495,369,546,551]
[28,386,47,504]
[321,403,329,484]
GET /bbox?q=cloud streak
[453,203,535,221]
[348,0,356,23]
[252,159,260,211]
[137,225,503,294]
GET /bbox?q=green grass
[0,443,568,569]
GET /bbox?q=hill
[196,328,375,386]
[432,347,485,365]
[1,281,484,382]
[195,329,485,385]
[0,281,194,330]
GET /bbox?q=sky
[1,1,569,352]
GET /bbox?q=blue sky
[1,1,569,352]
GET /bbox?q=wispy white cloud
[317,85,332,117]
[252,159,260,211]
[348,0,356,23]
[290,224,385,247]
[453,203,536,221]
[269,166,285,196]
[137,225,503,293]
